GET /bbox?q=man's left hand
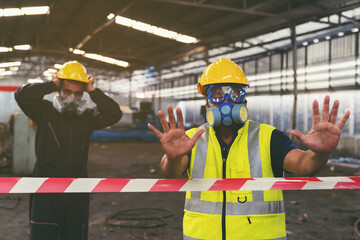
[291,95,350,154]
[86,75,95,92]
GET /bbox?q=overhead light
[338,32,345,37]
[0,47,13,52]
[113,14,198,44]
[68,48,129,68]
[10,67,19,71]
[132,21,153,32]
[302,42,308,46]
[115,16,134,27]
[21,6,49,15]
[73,49,85,55]
[2,8,22,17]
[107,13,115,20]
[352,27,359,33]
[153,27,177,38]
[313,39,319,43]
[14,44,32,50]
[0,6,49,17]
[84,53,129,67]
[54,64,63,69]
[176,35,198,44]
[0,71,13,76]
[28,77,44,83]
[0,61,21,68]
[325,36,331,40]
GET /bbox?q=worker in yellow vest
[148,58,350,240]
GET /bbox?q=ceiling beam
[340,14,360,27]
[75,2,135,49]
[249,0,283,11]
[149,0,283,18]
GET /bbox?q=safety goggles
[207,84,246,104]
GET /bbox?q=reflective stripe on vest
[189,124,208,202]
[183,234,288,240]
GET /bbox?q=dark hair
[59,79,86,91]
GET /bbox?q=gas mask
[53,91,88,115]
[205,84,248,127]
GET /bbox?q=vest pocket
[230,190,253,203]
[227,213,286,239]
[183,210,222,240]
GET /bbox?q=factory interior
[0,0,360,239]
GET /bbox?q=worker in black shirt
[15,60,122,240]
[148,58,350,240]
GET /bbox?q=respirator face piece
[206,84,248,127]
[53,91,88,115]
[206,103,248,127]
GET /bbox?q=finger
[321,95,330,122]
[52,73,59,81]
[167,105,176,129]
[329,100,339,124]
[189,129,205,145]
[158,110,170,133]
[312,99,320,127]
[148,123,163,139]
[291,130,306,144]
[176,108,185,130]
[336,110,350,129]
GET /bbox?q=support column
[129,71,132,108]
[158,66,162,111]
[290,23,298,137]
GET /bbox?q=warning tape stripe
[0,177,359,193]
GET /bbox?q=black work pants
[29,193,89,240]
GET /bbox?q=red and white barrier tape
[0,177,359,193]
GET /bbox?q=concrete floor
[0,142,359,240]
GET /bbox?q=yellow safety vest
[184,120,286,240]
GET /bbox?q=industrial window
[308,41,329,64]
[257,56,270,73]
[244,60,256,75]
[332,34,355,60]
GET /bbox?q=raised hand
[86,75,95,92]
[52,73,61,88]
[291,95,350,154]
[148,105,204,160]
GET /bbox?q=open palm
[291,95,350,153]
[148,106,204,160]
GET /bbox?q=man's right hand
[148,106,204,160]
[52,73,61,88]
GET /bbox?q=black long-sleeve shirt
[15,81,122,177]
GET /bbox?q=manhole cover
[106,208,173,228]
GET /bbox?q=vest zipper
[222,157,226,240]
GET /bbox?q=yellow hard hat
[56,60,89,83]
[197,58,249,95]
